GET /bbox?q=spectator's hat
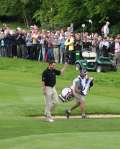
[16,27,21,31]
[106,21,110,25]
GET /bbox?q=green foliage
[0,22,26,29]
[0,0,41,26]
[0,0,21,16]
[83,0,120,30]
[0,0,120,32]
[111,22,120,35]
[33,0,58,28]
[33,0,120,32]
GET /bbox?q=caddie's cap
[80,68,87,74]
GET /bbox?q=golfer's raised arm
[60,63,68,75]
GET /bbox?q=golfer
[42,60,67,122]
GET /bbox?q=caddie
[63,68,93,119]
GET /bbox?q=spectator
[59,33,66,64]
[53,34,60,63]
[0,31,5,56]
[65,33,75,64]
[101,21,110,37]
[114,37,120,67]
[25,32,32,59]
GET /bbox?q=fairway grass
[0,117,120,148]
[0,131,120,149]
[0,58,120,149]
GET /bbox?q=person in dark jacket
[42,60,67,122]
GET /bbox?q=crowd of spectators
[0,23,120,66]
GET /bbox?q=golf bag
[59,87,73,102]
[59,78,93,102]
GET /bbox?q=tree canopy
[0,0,120,34]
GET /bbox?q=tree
[0,0,41,26]
[83,0,120,33]
[0,0,120,34]
[0,0,21,17]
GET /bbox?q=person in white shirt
[101,21,110,37]
[64,69,93,119]
[114,37,120,67]
[99,37,110,56]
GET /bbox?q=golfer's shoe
[47,118,54,122]
[65,109,71,119]
[46,117,54,122]
[81,114,87,119]
[59,94,65,102]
